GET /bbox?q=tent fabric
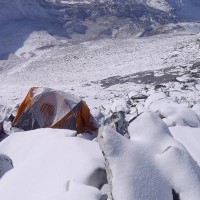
[13,87,98,133]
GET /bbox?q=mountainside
[0,0,176,34]
[1,0,200,40]
[1,0,200,60]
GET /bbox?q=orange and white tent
[13,87,98,133]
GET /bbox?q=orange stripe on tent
[76,101,98,133]
[13,88,36,125]
[51,101,98,133]
[51,110,74,129]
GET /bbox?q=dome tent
[13,87,98,133]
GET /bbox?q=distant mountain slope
[148,0,200,20]
[1,0,200,27]
[1,0,200,39]
[0,0,200,60]
[0,0,176,39]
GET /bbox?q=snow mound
[170,126,200,165]
[145,93,200,127]
[0,128,106,200]
[160,104,200,127]
[100,112,200,200]
[111,98,130,113]
[147,0,171,12]
[144,92,168,110]
[156,146,200,200]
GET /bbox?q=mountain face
[0,0,200,38]
[0,0,200,54]
[0,0,176,33]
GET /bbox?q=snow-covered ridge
[99,112,200,200]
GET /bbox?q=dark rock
[0,122,7,142]
[99,28,113,37]
[72,23,88,34]
[0,154,13,178]
[154,84,166,90]
[172,189,180,200]
[191,61,200,70]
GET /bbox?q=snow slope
[1,1,200,199]
[170,126,200,165]
[100,113,200,200]
[0,128,106,200]
[1,33,200,109]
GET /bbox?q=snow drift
[170,126,200,165]
[0,128,106,200]
[100,112,200,200]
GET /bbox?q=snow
[156,146,200,200]
[170,126,200,165]
[46,182,105,200]
[0,128,106,200]
[100,112,200,200]
[1,0,200,198]
[192,104,200,120]
[1,33,200,109]
[128,112,183,154]
[144,92,168,109]
[160,104,200,127]
[101,126,172,200]
[147,0,171,12]
[110,98,130,113]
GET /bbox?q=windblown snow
[0,129,107,200]
[100,113,200,200]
